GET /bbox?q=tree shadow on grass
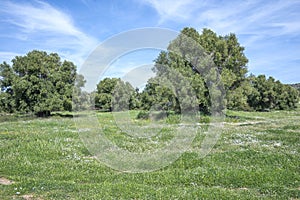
[51,112,74,118]
[0,114,36,123]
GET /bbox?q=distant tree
[95,78,119,111]
[140,78,179,112]
[247,75,299,111]
[289,83,300,94]
[226,79,254,111]
[0,50,84,116]
[112,80,140,111]
[0,62,15,113]
[274,82,299,110]
[95,78,138,111]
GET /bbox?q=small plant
[136,110,150,119]
[199,115,210,123]
[166,114,180,124]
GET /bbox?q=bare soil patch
[0,177,14,185]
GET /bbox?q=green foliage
[1,28,298,115]
[289,83,300,96]
[226,80,254,111]
[247,75,299,111]
[136,110,150,119]
[143,27,246,114]
[141,27,298,112]
[0,50,84,116]
[95,78,118,111]
[199,115,211,123]
[290,83,300,89]
[165,113,181,124]
[140,78,179,112]
[198,28,248,87]
[95,78,139,111]
[0,91,15,113]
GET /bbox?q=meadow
[0,108,299,199]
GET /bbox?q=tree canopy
[0,50,84,116]
[0,28,298,116]
[140,27,299,113]
[94,77,139,111]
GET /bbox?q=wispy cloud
[0,0,299,83]
[142,0,300,37]
[0,0,98,66]
[103,49,160,78]
[141,0,300,83]
[141,0,201,24]
[0,52,22,64]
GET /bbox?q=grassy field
[0,108,299,199]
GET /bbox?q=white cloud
[2,1,77,35]
[0,1,98,66]
[142,0,300,83]
[141,0,202,24]
[0,52,22,64]
[142,0,300,37]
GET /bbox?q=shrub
[136,110,150,120]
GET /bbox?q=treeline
[0,28,299,116]
[94,74,299,113]
[95,28,299,113]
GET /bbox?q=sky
[0,0,299,83]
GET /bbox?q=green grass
[0,108,299,199]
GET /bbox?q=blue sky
[0,0,299,83]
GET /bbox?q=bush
[136,110,150,120]
[166,114,181,124]
[199,116,210,123]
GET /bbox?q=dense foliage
[0,50,85,116]
[94,77,139,111]
[246,75,299,111]
[139,28,299,113]
[290,83,300,94]
[0,28,298,116]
